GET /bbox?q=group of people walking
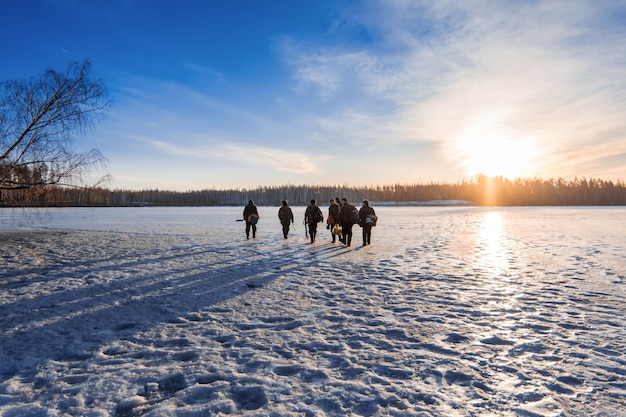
[244,198,377,246]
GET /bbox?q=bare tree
[0,60,110,195]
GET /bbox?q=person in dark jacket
[338,197,357,246]
[358,199,376,245]
[278,200,294,239]
[304,199,323,243]
[243,200,259,239]
[327,198,341,243]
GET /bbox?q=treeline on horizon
[2,176,626,207]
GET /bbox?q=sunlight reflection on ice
[474,213,520,332]
[476,211,509,277]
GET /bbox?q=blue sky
[3,0,626,191]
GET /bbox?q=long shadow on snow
[0,237,236,319]
[0,234,351,375]
[0,230,215,286]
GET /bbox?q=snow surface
[1,206,625,417]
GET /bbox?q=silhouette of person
[278,200,294,239]
[243,200,259,239]
[339,197,357,246]
[328,198,341,243]
[359,199,377,245]
[304,199,323,243]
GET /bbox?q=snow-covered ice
[1,206,625,416]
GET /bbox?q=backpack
[349,207,359,224]
[313,207,323,223]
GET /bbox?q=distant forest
[2,176,625,207]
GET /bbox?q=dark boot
[347,235,352,246]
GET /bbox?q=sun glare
[454,118,539,179]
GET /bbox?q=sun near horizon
[452,117,542,180]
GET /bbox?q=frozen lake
[1,206,625,416]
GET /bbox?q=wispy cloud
[282,0,626,178]
[96,0,626,189]
[147,139,318,174]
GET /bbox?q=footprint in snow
[481,335,516,345]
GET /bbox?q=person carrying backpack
[304,199,323,243]
[359,199,377,246]
[338,197,358,247]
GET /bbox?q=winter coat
[243,202,258,222]
[339,203,357,226]
[359,205,376,226]
[305,204,323,224]
[278,206,294,226]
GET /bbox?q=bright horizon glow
[453,114,541,178]
[2,1,626,191]
[462,135,538,179]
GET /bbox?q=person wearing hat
[359,199,377,246]
[304,199,324,243]
[243,200,259,239]
[278,200,294,239]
